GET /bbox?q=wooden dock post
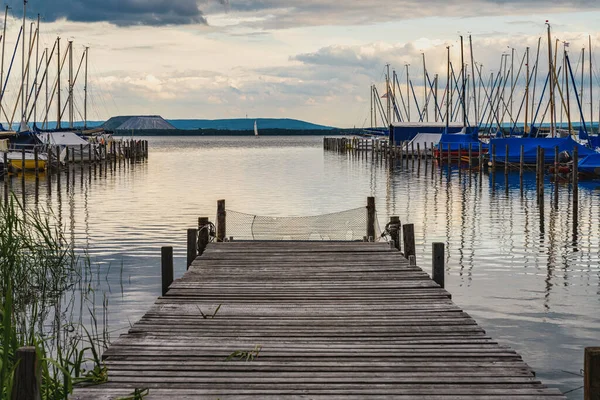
[388,216,401,251]
[432,242,445,288]
[366,197,376,242]
[573,146,579,229]
[585,347,600,400]
[21,148,25,175]
[187,228,198,270]
[88,142,92,164]
[447,143,451,164]
[478,142,483,171]
[491,143,496,171]
[539,148,545,204]
[217,199,226,242]
[458,145,462,167]
[197,217,210,255]
[505,144,509,176]
[468,143,472,169]
[56,145,61,171]
[161,246,174,297]
[417,143,421,160]
[520,145,524,179]
[34,147,38,175]
[402,223,415,260]
[11,347,41,400]
[65,147,70,171]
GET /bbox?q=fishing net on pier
[225,207,380,241]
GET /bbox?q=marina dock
[71,238,565,399]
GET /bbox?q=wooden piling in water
[366,196,376,242]
[34,147,38,175]
[447,142,451,164]
[388,216,401,251]
[573,146,579,229]
[217,199,227,242]
[585,347,600,400]
[505,144,509,176]
[491,143,496,172]
[402,223,416,260]
[520,145,524,179]
[468,143,472,169]
[187,228,198,270]
[21,148,25,175]
[432,242,445,288]
[11,347,41,400]
[478,142,483,171]
[197,217,210,255]
[161,246,174,297]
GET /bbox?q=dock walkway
[73,241,565,399]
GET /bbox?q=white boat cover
[402,133,443,154]
[37,131,89,146]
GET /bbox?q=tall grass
[0,195,108,399]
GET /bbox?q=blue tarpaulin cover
[490,136,596,164]
[578,153,600,176]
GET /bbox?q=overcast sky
[2,0,600,127]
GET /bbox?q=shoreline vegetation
[0,195,109,399]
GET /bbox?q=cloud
[203,0,600,30]
[13,0,210,26]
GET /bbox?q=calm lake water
[6,135,600,398]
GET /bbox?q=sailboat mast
[406,64,410,122]
[564,47,572,136]
[422,53,427,122]
[44,47,47,129]
[373,85,377,127]
[56,36,61,129]
[446,46,450,131]
[524,47,529,134]
[370,85,373,128]
[469,35,478,124]
[547,23,555,137]
[460,36,466,127]
[581,47,585,129]
[434,74,438,122]
[392,69,397,122]
[21,0,26,124]
[68,40,73,128]
[0,5,7,126]
[590,36,594,134]
[510,47,514,121]
[34,13,38,126]
[386,63,391,125]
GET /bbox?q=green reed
[0,195,109,399]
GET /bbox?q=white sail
[254,120,258,137]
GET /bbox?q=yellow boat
[4,151,47,171]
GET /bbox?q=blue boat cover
[436,128,486,151]
[490,136,596,164]
[578,153,600,175]
[587,135,600,149]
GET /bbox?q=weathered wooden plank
[72,241,564,399]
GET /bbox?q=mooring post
[217,199,226,242]
[197,217,210,255]
[417,142,421,160]
[366,196,376,242]
[504,144,509,176]
[458,145,462,167]
[187,228,198,270]
[520,145,524,179]
[539,147,545,204]
[388,216,401,251]
[468,143,472,169]
[573,146,579,227]
[11,346,41,400]
[432,242,445,288]
[478,142,483,170]
[447,142,451,164]
[21,148,25,173]
[585,347,600,400]
[491,143,496,171]
[34,147,38,175]
[55,145,61,171]
[161,246,174,297]
[402,223,415,260]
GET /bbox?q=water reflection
[1,136,597,398]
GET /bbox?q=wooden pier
[72,240,565,399]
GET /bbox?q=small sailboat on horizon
[254,120,259,137]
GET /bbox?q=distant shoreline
[112,128,354,136]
